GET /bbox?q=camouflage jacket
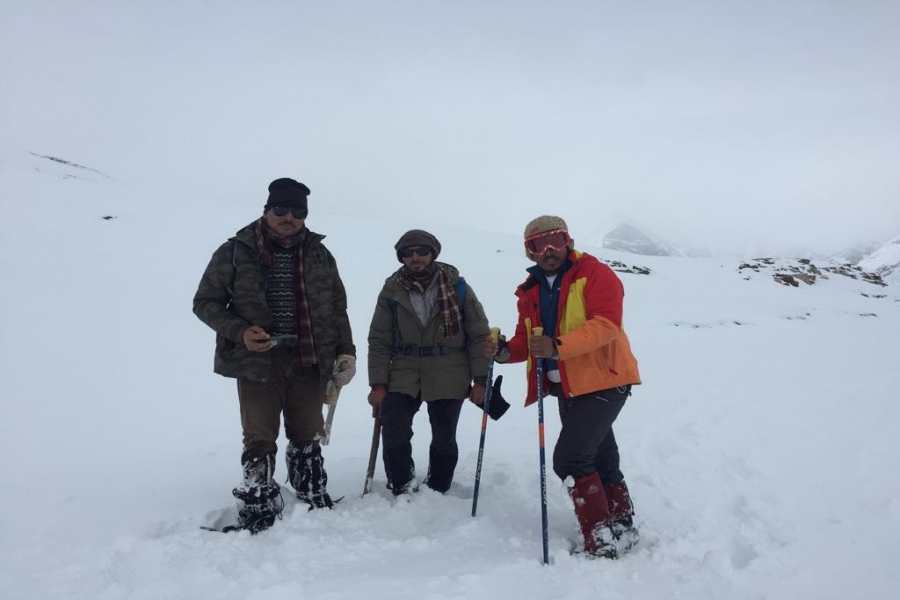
[193,221,355,383]
[367,263,489,401]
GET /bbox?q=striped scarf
[398,263,463,338]
[255,218,317,365]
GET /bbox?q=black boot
[232,454,283,534]
[383,445,417,496]
[423,444,457,494]
[286,442,335,509]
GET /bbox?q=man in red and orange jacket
[486,215,641,558]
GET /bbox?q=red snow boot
[605,480,639,553]
[568,472,618,559]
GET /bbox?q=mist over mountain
[592,221,720,258]
[828,241,884,265]
[596,222,683,257]
[594,218,899,267]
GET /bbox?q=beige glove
[332,354,357,387]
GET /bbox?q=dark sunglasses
[400,246,432,258]
[525,229,571,256]
[270,206,308,219]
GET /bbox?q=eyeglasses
[525,229,571,256]
[400,246,432,258]
[270,206,308,219]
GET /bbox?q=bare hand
[529,335,555,359]
[483,334,507,358]
[468,383,486,406]
[243,325,272,352]
[483,335,497,358]
[368,386,387,418]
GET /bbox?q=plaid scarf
[255,218,317,365]
[398,263,463,338]
[255,218,306,266]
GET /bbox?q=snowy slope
[1,154,899,600]
[859,234,900,284]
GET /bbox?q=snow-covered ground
[1,154,898,599]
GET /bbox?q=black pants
[381,392,464,493]
[552,385,630,483]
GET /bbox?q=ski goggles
[270,206,308,219]
[525,229,570,256]
[399,246,433,258]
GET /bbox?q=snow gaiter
[568,472,617,558]
[604,479,639,552]
[232,453,283,534]
[604,480,635,525]
[286,441,334,509]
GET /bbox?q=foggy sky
[3,0,898,255]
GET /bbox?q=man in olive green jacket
[367,230,490,495]
[194,178,356,532]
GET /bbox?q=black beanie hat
[394,229,441,263]
[264,178,310,211]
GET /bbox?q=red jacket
[506,250,641,405]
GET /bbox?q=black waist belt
[393,344,466,357]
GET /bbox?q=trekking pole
[533,326,550,565]
[472,327,501,517]
[361,414,382,498]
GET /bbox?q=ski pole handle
[531,326,546,362]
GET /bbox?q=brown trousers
[237,349,324,461]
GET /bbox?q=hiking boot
[588,523,619,559]
[232,483,283,533]
[386,458,418,497]
[391,477,420,498]
[610,518,639,554]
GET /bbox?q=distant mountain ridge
[858,234,900,284]
[599,222,682,257]
[30,152,110,181]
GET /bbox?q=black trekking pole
[533,327,550,565]
[472,327,501,517]
[361,414,382,498]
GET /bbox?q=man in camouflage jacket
[194,178,356,532]
[367,229,490,496]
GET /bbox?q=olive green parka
[367,263,489,401]
[193,221,355,383]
